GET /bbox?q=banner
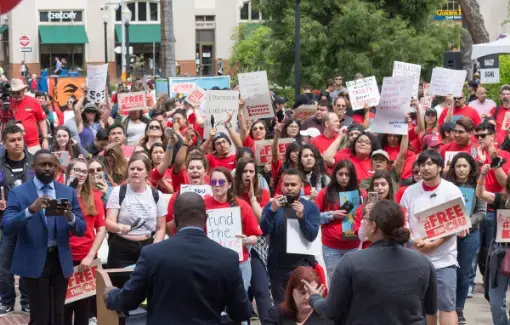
[497,209,510,243]
[429,67,467,97]
[118,91,147,116]
[339,190,361,240]
[392,61,422,98]
[415,197,471,240]
[86,64,108,103]
[206,207,243,260]
[370,76,413,135]
[55,77,86,108]
[254,138,294,166]
[53,151,70,167]
[294,104,317,122]
[185,86,206,106]
[345,76,380,111]
[203,90,239,139]
[286,219,321,255]
[155,78,169,97]
[171,82,195,96]
[65,259,102,304]
[180,184,212,197]
[169,76,231,97]
[238,71,274,119]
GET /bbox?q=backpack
[118,184,159,206]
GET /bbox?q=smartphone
[368,192,379,204]
[94,173,104,183]
[340,200,354,213]
[67,170,76,186]
[279,196,288,206]
[165,128,175,139]
[211,115,215,128]
[45,198,69,216]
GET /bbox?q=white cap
[300,128,321,138]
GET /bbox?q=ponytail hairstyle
[66,158,97,216]
[368,200,410,245]
[211,167,238,207]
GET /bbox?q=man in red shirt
[438,94,481,127]
[311,112,340,154]
[440,117,478,174]
[490,84,510,146]
[9,78,48,153]
[204,132,236,171]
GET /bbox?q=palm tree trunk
[160,0,176,77]
[457,0,490,44]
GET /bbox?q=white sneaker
[88,317,97,325]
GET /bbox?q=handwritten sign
[204,90,239,139]
[339,190,361,240]
[371,76,413,135]
[429,67,467,97]
[86,64,108,103]
[286,218,321,255]
[294,104,317,122]
[53,151,70,167]
[420,96,434,111]
[207,207,243,260]
[415,197,470,240]
[254,138,294,166]
[118,91,146,116]
[171,82,195,96]
[238,71,274,119]
[65,259,102,304]
[444,151,461,167]
[185,86,206,106]
[180,184,212,197]
[346,76,380,111]
[392,61,422,98]
[497,209,510,243]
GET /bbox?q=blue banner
[339,190,361,240]
[169,76,231,97]
[459,187,475,215]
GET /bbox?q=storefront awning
[115,24,161,44]
[0,25,7,35]
[39,25,88,44]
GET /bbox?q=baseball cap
[83,103,98,112]
[212,132,231,147]
[422,134,441,148]
[371,150,390,161]
[347,124,364,133]
[300,128,321,138]
[425,108,437,116]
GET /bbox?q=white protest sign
[86,64,108,103]
[345,76,380,110]
[171,82,195,95]
[392,61,421,98]
[180,184,212,197]
[238,71,274,120]
[185,86,206,106]
[371,76,413,135]
[254,138,294,166]
[429,67,467,97]
[286,218,321,255]
[118,91,147,116]
[207,207,243,260]
[444,151,461,168]
[497,209,510,243]
[52,151,70,167]
[204,90,239,139]
[415,197,470,240]
[65,259,102,304]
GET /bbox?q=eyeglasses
[148,125,161,130]
[89,167,103,174]
[210,179,227,187]
[453,129,466,134]
[287,124,299,129]
[252,126,265,131]
[356,140,371,145]
[73,168,88,176]
[454,97,464,100]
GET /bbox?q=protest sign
[169,76,230,97]
[238,71,274,119]
[56,77,86,107]
[86,64,108,103]
[286,219,321,255]
[370,76,413,135]
[444,151,461,167]
[65,259,102,304]
[204,90,239,139]
[294,104,317,122]
[415,197,471,240]
[254,138,294,166]
[429,67,467,97]
[459,187,475,215]
[118,91,146,116]
[392,61,422,98]
[185,86,206,106]
[497,209,510,243]
[346,76,380,111]
[155,78,169,97]
[420,96,434,111]
[171,82,195,96]
[53,151,70,167]
[339,190,361,240]
[206,207,243,260]
[180,184,212,197]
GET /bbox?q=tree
[160,0,176,77]
[457,0,489,44]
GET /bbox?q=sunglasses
[148,125,161,130]
[210,179,227,187]
[252,126,265,131]
[89,167,103,174]
[454,97,464,100]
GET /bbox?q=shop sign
[48,11,77,20]
[434,8,462,21]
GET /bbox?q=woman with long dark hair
[103,144,128,185]
[273,142,301,194]
[136,119,166,156]
[295,144,330,200]
[281,118,301,141]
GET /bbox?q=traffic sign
[19,35,30,47]
[18,47,32,53]
[114,46,133,54]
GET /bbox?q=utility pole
[120,0,126,80]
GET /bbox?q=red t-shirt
[239,189,271,208]
[440,141,478,160]
[315,188,360,250]
[148,167,174,194]
[10,96,46,147]
[396,185,409,204]
[203,196,262,262]
[352,112,375,125]
[348,155,373,184]
[333,148,352,165]
[481,149,510,193]
[401,154,418,182]
[69,190,106,261]
[490,105,510,146]
[311,133,339,154]
[242,136,255,152]
[383,145,415,162]
[170,169,210,196]
[206,154,236,171]
[438,105,481,127]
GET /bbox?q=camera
[0,82,11,111]
[279,194,297,206]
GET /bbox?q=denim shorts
[436,265,457,312]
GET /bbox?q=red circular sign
[19,35,30,47]
[0,0,22,15]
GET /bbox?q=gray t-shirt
[126,119,147,146]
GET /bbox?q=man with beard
[333,97,353,127]
[2,150,86,325]
[440,117,478,174]
[490,84,510,146]
[260,168,320,305]
[438,94,481,127]
[301,100,330,133]
[400,150,464,325]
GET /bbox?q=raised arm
[394,134,409,179]
[225,111,242,149]
[74,84,87,133]
[156,133,178,176]
[323,131,345,167]
[174,130,194,174]
[237,99,250,142]
[476,164,496,204]
[272,123,282,163]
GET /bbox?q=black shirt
[5,156,26,188]
[263,306,332,325]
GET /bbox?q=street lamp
[103,14,108,64]
[294,0,301,99]
[121,6,132,79]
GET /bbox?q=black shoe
[0,304,14,317]
[457,309,466,324]
[21,304,30,314]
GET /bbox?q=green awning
[0,25,7,35]
[115,24,161,43]
[39,25,88,44]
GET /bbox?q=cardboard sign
[496,209,510,243]
[286,218,321,255]
[371,76,413,135]
[294,104,317,122]
[339,190,361,240]
[204,90,239,139]
[171,82,195,95]
[415,197,471,240]
[238,71,274,119]
[444,151,461,167]
[345,76,380,110]
[185,86,206,106]
[206,207,243,261]
[65,259,102,304]
[53,151,70,167]
[254,138,294,166]
[56,77,86,108]
[429,67,467,97]
[118,91,146,116]
[86,64,108,103]
[180,184,212,197]
[392,61,422,98]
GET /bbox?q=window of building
[115,1,160,22]
[239,0,263,22]
[138,2,147,21]
[441,0,460,11]
[149,3,158,21]
[40,44,84,71]
[39,10,83,23]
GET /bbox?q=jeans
[488,268,510,325]
[269,269,292,306]
[322,245,352,281]
[239,260,252,325]
[456,229,480,309]
[0,233,28,307]
[479,211,496,276]
[250,251,271,322]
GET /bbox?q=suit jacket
[106,228,252,325]
[2,179,86,278]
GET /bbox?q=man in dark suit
[2,150,86,325]
[104,192,252,325]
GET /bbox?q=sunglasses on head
[210,179,227,187]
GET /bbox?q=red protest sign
[118,91,146,116]
[254,138,294,166]
[294,104,317,122]
[497,209,510,243]
[415,197,471,240]
[186,86,206,106]
[65,259,102,304]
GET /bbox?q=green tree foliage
[230,0,460,90]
